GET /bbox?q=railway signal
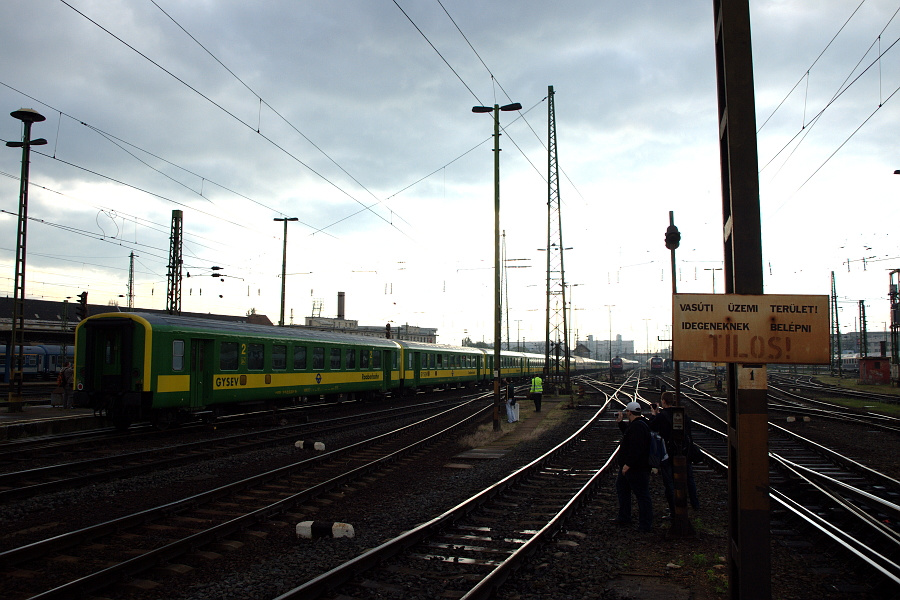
[76,291,88,320]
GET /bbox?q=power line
[58,0,412,238]
[147,0,409,226]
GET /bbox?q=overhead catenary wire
[148,0,411,227]
[58,0,412,239]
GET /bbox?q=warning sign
[673,294,830,365]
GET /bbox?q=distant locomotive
[647,355,665,375]
[609,355,637,379]
[74,312,604,430]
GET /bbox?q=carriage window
[345,349,356,369]
[248,344,264,370]
[407,352,413,370]
[437,354,443,368]
[273,344,286,370]
[293,346,307,369]
[312,347,324,369]
[330,348,341,369]
[220,342,239,370]
[373,351,381,368]
[360,350,370,368]
[172,340,184,371]
[392,351,398,369]
[104,334,118,364]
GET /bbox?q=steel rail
[275,401,619,600]
[0,397,491,600]
[0,396,462,502]
[770,488,900,587]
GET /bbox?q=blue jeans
[616,467,653,531]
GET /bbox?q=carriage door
[190,338,215,408]
[382,350,392,387]
[413,352,421,387]
[83,318,134,394]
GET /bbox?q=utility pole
[544,85,570,392]
[127,251,136,309]
[6,108,47,410]
[712,1,770,595]
[166,210,183,315]
[472,100,521,432]
[859,299,868,357]
[274,217,298,326]
[832,272,841,376]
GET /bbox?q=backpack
[649,431,668,468]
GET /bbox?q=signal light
[665,225,681,250]
[75,291,88,320]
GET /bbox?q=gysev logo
[215,376,243,388]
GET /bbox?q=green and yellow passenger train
[74,312,603,430]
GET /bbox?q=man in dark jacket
[612,401,653,532]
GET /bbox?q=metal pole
[473,102,519,430]
[493,104,502,431]
[713,0,770,594]
[274,217,298,327]
[667,212,681,402]
[665,211,692,537]
[7,109,46,411]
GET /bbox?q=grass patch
[459,423,509,448]
[815,375,900,396]
[706,568,728,594]
[458,398,573,448]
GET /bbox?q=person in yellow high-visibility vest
[529,374,543,412]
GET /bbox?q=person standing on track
[612,401,653,532]
[60,362,74,409]
[505,378,519,423]
[529,374,543,412]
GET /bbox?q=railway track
[272,388,627,600]
[0,395,492,600]
[0,396,468,505]
[680,385,900,594]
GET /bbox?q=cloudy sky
[2,1,899,354]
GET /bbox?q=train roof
[80,312,402,348]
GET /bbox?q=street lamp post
[473,102,521,432]
[274,217,298,327]
[6,108,47,411]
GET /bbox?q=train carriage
[396,340,485,392]
[0,344,72,380]
[75,312,403,430]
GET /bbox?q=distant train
[647,355,665,375]
[74,312,605,430]
[837,353,861,373]
[609,355,638,379]
[1,344,75,381]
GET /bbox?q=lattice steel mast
[544,85,570,391]
[166,210,183,315]
[127,251,135,309]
